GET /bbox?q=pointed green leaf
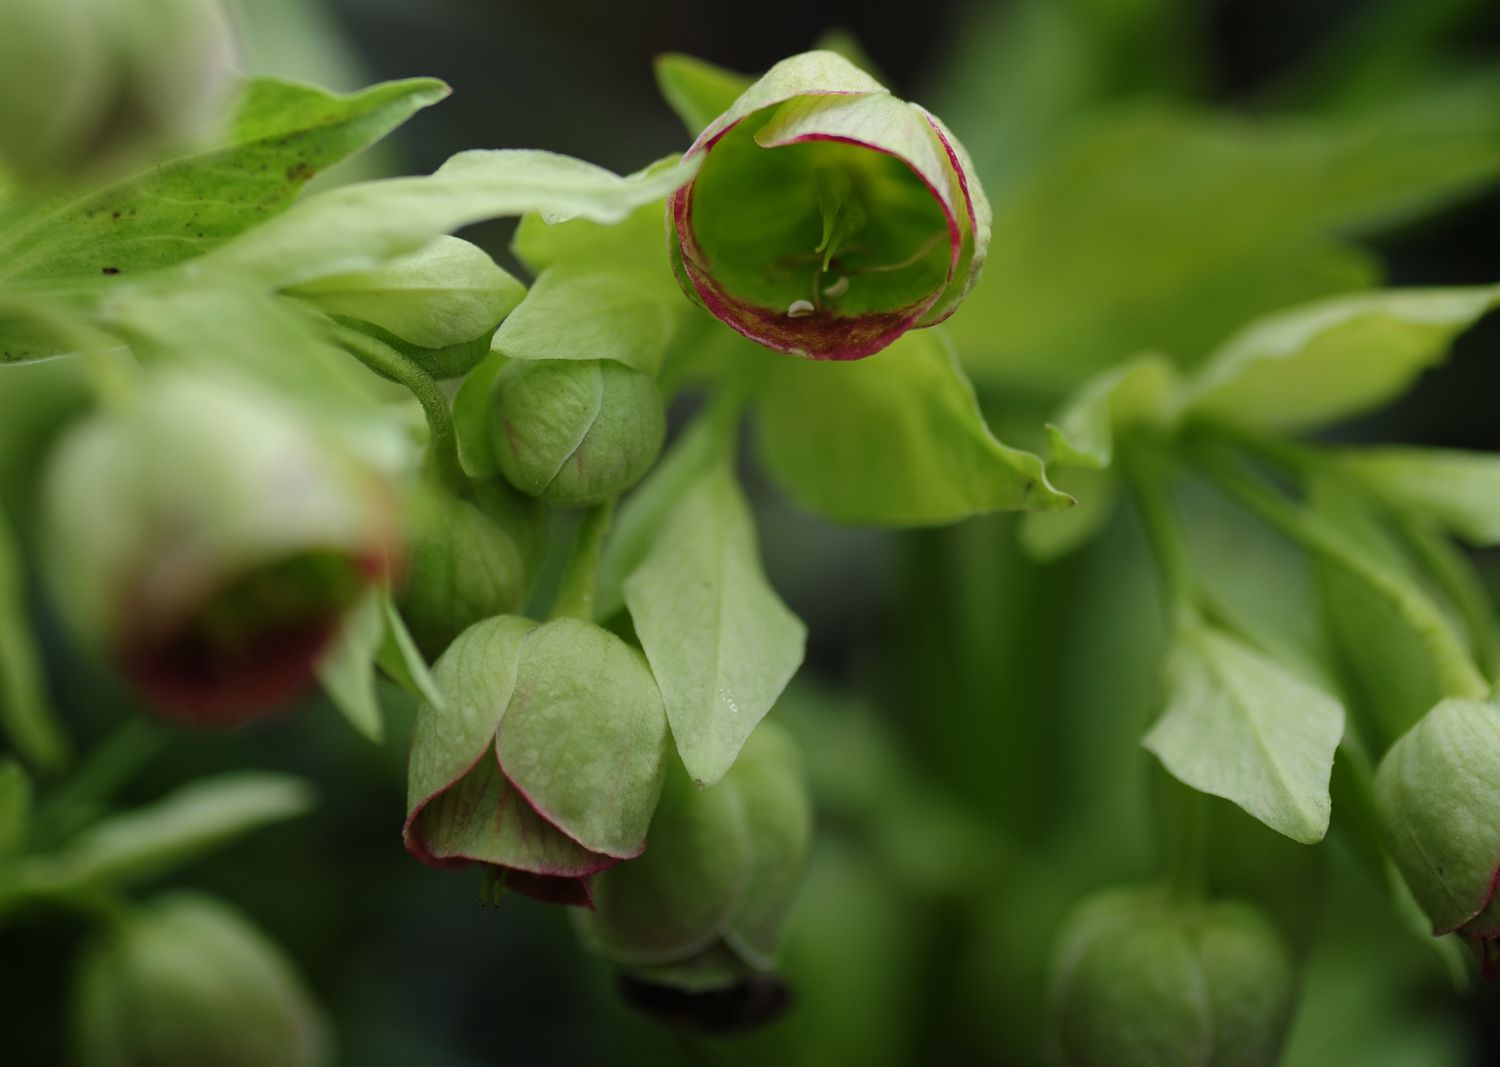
[1046,354,1178,470]
[315,590,385,742]
[0,77,449,285]
[491,265,678,375]
[377,590,448,711]
[1145,627,1344,844]
[1184,285,1500,431]
[624,464,806,786]
[495,618,669,858]
[754,329,1071,524]
[1018,466,1118,562]
[1333,447,1500,546]
[200,150,700,288]
[654,54,754,137]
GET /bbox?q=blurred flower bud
[490,358,665,506]
[1374,698,1500,975]
[43,373,396,727]
[72,893,329,1067]
[0,0,237,181]
[404,615,669,906]
[1050,887,1294,1067]
[289,237,527,380]
[667,50,990,361]
[578,721,812,999]
[394,487,527,661]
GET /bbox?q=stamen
[786,299,816,318]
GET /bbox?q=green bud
[43,373,396,727]
[668,51,990,361]
[1374,698,1500,974]
[288,237,527,380]
[72,893,329,1067]
[578,721,813,991]
[404,615,669,905]
[0,0,237,181]
[1050,887,1294,1067]
[394,487,527,661]
[490,358,665,506]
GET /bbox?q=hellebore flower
[577,721,812,995]
[403,615,670,906]
[489,357,665,506]
[1050,887,1295,1067]
[71,893,330,1067]
[667,50,991,360]
[1374,698,1500,977]
[43,373,396,727]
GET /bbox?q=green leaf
[495,617,669,858]
[453,349,508,479]
[0,77,449,285]
[624,464,807,786]
[200,150,700,288]
[377,590,447,711]
[1183,285,1500,432]
[0,502,68,772]
[1144,626,1344,844]
[654,54,753,137]
[754,329,1071,525]
[1018,465,1118,562]
[1332,447,1500,546]
[315,590,385,742]
[1046,354,1178,470]
[42,774,314,889]
[286,235,525,350]
[490,265,679,375]
[0,758,31,856]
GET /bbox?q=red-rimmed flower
[668,50,990,361]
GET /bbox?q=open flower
[43,373,395,727]
[403,615,670,906]
[667,50,990,360]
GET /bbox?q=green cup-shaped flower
[668,50,990,361]
[0,0,236,180]
[489,358,665,506]
[578,721,812,993]
[72,893,329,1067]
[1050,887,1295,1067]
[404,615,670,906]
[43,373,396,727]
[1374,698,1500,976]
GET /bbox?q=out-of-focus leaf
[0,758,31,856]
[1183,285,1500,432]
[0,503,67,772]
[1144,625,1344,844]
[1333,447,1500,546]
[490,265,678,375]
[1046,354,1178,470]
[315,590,385,742]
[754,330,1070,525]
[0,77,448,285]
[624,464,806,786]
[654,54,752,138]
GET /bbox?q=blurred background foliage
[7,0,1500,1063]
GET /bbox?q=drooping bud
[71,893,329,1067]
[43,373,396,727]
[0,0,237,181]
[403,615,669,905]
[1050,887,1294,1067]
[578,721,812,1001]
[489,358,665,506]
[667,50,990,361]
[288,237,526,380]
[1374,698,1500,975]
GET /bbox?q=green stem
[0,503,69,773]
[550,500,616,623]
[1159,772,1208,904]
[1399,520,1500,684]
[1121,442,1200,632]
[1192,441,1489,701]
[328,322,469,495]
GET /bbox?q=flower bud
[1050,887,1294,1067]
[43,373,396,727]
[71,893,329,1067]
[578,721,812,994]
[394,487,528,661]
[288,237,526,380]
[0,0,237,181]
[1374,698,1500,974]
[490,358,665,506]
[667,50,990,361]
[404,615,669,906]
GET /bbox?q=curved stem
[328,322,469,495]
[550,500,616,623]
[1121,442,1200,633]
